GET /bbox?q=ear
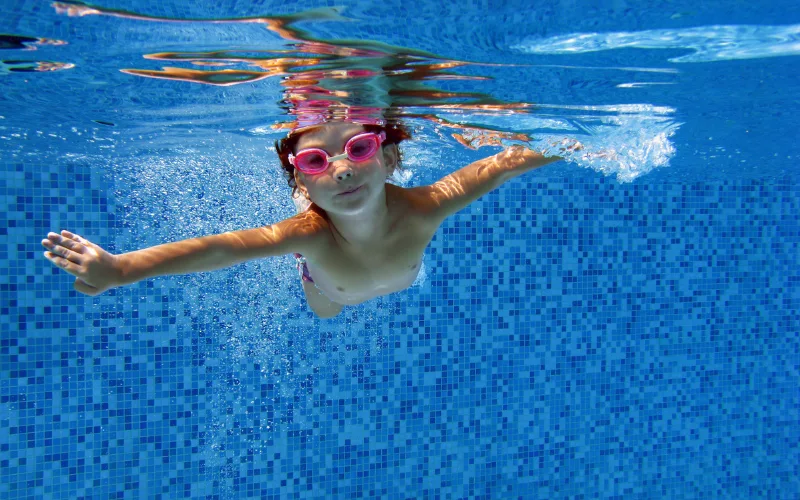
[293,170,310,199]
[382,144,399,176]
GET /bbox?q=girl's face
[292,122,397,215]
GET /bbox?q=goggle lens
[299,152,326,172]
[347,136,378,160]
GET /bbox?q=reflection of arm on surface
[417,146,561,223]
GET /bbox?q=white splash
[436,103,681,182]
[411,258,427,288]
[388,167,415,187]
[534,107,681,182]
[512,24,800,63]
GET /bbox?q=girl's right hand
[42,230,121,296]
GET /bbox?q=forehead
[294,122,366,150]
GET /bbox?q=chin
[332,201,372,217]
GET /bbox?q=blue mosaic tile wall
[1,155,798,499]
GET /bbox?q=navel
[337,286,345,292]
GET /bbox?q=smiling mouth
[338,185,363,196]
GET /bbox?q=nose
[333,162,353,181]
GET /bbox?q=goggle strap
[327,152,349,162]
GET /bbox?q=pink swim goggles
[289,131,386,175]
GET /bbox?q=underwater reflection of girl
[42,114,565,318]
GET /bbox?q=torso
[299,184,437,305]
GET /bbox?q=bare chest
[306,229,429,305]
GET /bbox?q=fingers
[63,231,100,252]
[42,231,106,295]
[48,231,87,254]
[43,250,80,276]
[41,230,93,274]
[42,240,83,267]
[41,231,90,260]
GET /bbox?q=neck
[327,190,391,246]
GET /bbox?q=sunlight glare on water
[512,24,800,63]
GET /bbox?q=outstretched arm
[416,145,564,224]
[42,217,314,296]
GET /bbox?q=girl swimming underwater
[42,119,564,318]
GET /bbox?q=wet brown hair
[275,122,412,195]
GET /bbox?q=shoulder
[269,206,334,258]
[385,183,447,235]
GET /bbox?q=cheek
[367,157,389,174]
[302,176,335,196]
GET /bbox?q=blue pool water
[2,0,799,498]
